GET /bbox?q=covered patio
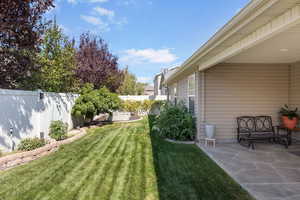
[198,142,300,200]
[195,4,300,143]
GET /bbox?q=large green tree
[32,20,79,92]
[118,67,137,95]
[118,67,148,95]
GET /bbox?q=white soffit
[198,4,300,71]
[225,24,300,64]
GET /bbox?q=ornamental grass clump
[153,102,196,141]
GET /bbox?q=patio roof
[166,0,300,84]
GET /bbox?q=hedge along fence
[0,128,87,171]
[120,100,165,116]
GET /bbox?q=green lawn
[0,118,253,200]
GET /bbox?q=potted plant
[279,105,299,130]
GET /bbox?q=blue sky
[47,0,250,84]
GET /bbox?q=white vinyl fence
[0,89,79,152]
[119,95,167,101]
[0,89,166,152]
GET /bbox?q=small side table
[205,138,216,148]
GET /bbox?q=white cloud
[67,0,77,4]
[80,15,110,31]
[137,76,152,83]
[120,48,178,64]
[94,7,115,18]
[118,0,135,6]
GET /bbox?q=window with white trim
[174,83,178,105]
[188,73,196,115]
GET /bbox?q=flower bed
[0,128,87,171]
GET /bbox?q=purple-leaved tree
[75,33,124,92]
[0,0,54,89]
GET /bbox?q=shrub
[72,85,121,122]
[121,100,142,113]
[121,100,160,115]
[18,138,46,151]
[49,120,68,141]
[148,114,158,130]
[153,102,196,141]
[149,100,166,115]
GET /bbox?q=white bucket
[205,124,216,139]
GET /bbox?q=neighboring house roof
[154,66,180,89]
[166,0,300,84]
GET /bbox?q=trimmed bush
[18,138,46,151]
[153,102,196,141]
[72,85,121,122]
[49,120,68,141]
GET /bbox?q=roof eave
[165,0,270,84]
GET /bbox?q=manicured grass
[0,118,253,200]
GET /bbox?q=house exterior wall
[290,62,300,110]
[168,84,175,102]
[154,74,162,96]
[177,78,188,106]
[195,71,205,140]
[203,63,290,141]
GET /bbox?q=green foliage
[136,82,147,95]
[279,104,299,119]
[30,19,79,92]
[118,67,137,95]
[18,138,46,151]
[72,87,121,121]
[153,102,196,141]
[121,100,159,114]
[49,120,68,141]
[117,67,147,95]
[80,83,94,95]
[0,119,253,200]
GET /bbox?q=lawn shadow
[147,115,254,200]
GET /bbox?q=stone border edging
[0,128,87,171]
[165,138,195,145]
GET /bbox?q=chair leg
[251,142,255,150]
[248,141,255,150]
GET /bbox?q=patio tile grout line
[196,143,258,200]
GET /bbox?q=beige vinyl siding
[204,63,289,141]
[195,71,206,140]
[168,84,175,102]
[290,62,300,109]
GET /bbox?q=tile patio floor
[198,141,300,200]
